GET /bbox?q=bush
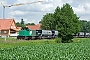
[55,38,62,43]
[62,35,74,43]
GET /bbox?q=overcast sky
[0,0,90,24]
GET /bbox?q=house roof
[0,18,16,30]
[27,24,41,30]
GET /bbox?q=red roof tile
[0,18,15,30]
[27,24,41,30]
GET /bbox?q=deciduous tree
[41,3,81,43]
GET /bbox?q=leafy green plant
[0,39,90,60]
[0,38,90,60]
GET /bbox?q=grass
[0,37,55,48]
[72,38,90,43]
[0,37,90,48]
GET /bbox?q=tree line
[80,20,90,33]
[16,19,35,28]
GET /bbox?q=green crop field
[0,38,90,60]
